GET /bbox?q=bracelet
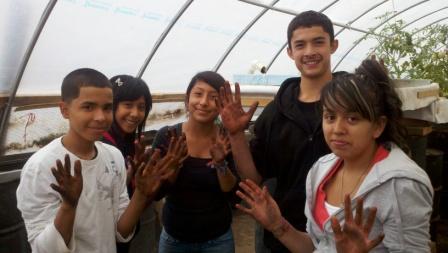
[271,217,291,238]
[210,160,228,174]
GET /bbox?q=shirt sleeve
[381,179,433,252]
[113,150,134,242]
[16,159,76,253]
[249,102,273,180]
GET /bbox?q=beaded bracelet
[210,160,228,174]
[271,217,291,238]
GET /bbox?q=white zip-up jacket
[305,143,433,252]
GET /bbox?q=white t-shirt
[16,137,133,253]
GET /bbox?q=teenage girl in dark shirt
[152,71,239,253]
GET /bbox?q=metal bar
[0,0,58,154]
[332,0,430,71]
[319,0,340,13]
[411,16,448,35]
[213,0,280,72]
[237,0,378,35]
[265,0,345,72]
[402,6,448,29]
[137,0,194,78]
[335,0,389,37]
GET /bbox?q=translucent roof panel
[141,0,261,93]
[17,0,186,95]
[217,10,292,80]
[0,0,48,94]
[2,0,448,155]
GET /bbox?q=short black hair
[185,71,225,103]
[61,68,111,102]
[109,75,152,136]
[287,10,334,48]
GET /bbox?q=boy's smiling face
[60,86,113,144]
[287,25,338,80]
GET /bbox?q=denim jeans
[158,228,235,253]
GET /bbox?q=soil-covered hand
[50,154,83,208]
[209,129,230,165]
[331,195,385,253]
[216,81,258,135]
[235,179,283,232]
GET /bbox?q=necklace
[339,163,371,207]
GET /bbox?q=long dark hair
[321,59,406,148]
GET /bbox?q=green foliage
[367,13,448,95]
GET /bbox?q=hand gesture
[134,148,176,199]
[50,154,83,208]
[235,179,283,232]
[163,131,189,184]
[126,135,151,185]
[209,128,230,165]
[216,81,258,135]
[331,195,385,253]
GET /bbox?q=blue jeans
[158,228,235,253]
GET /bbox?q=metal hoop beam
[335,0,389,37]
[137,0,194,78]
[265,0,386,72]
[402,6,448,29]
[332,0,430,71]
[237,0,377,35]
[0,0,58,154]
[212,0,280,72]
[411,16,448,35]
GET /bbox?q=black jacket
[250,73,345,252]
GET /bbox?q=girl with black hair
[224,59,433,252]
[102,75,159,253]
[152,71,239,253]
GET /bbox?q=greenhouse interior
[1,0,447,252]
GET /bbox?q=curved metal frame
[137,0,194,78]
[335,0,389,37]
[266,0,387,72]
[402,6,448,29]
[0,0,58,154]
[212,0,280,72]
[411,16,448,35]
[2,0,448,154]
[332,0,430,71]
[237,0,376,34]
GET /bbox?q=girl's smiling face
[115,96,146,134]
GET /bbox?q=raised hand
[216,81,258,135]
[235,179,283,232]
[125,135,151,185]
[134,149,165,199]
[163,131,188,184]
[209,128,230,165]
[331,195,384,253]
[50,154,83,208]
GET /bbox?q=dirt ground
[232,209,256,253]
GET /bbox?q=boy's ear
[330,39,339,54]
[59,101,69,119]
[287,47,293,60]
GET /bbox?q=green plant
[366,13,448,95]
